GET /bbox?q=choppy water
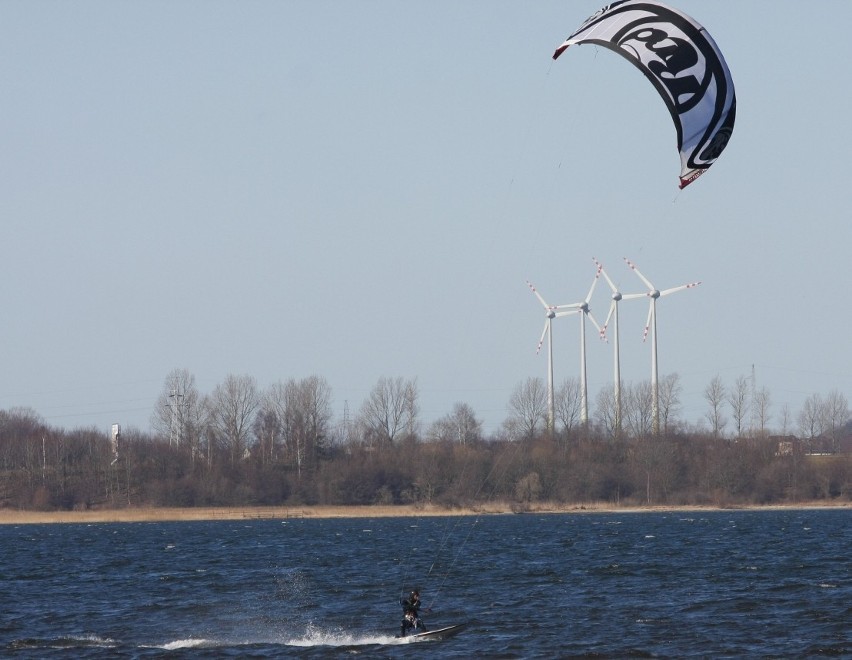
[1,510,849,657]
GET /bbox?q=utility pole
[750,364,756,438]
[342,400,351,444]
[169,387,184,447]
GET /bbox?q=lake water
[1,510,849,657]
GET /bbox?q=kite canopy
[553,1,736,188]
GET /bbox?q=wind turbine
[553,269,604,426]
[624,258,701,434]
[593,257,647,435]
[527,281,576,433]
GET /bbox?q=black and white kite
[553,1,736,188]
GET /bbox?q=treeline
[1,405,849,512]
[1,367,850,511]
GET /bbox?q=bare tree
[252,405,280,466]
[704,375,727,438]
[359,376,419,446]
[298,375,334,454]
[728,375,751,438]
[594,387,617,438]
[632,435,673,504]
[151,368,202,450]
[779,403,792,435]
[798,393,823,442]
[821,389,849,452]
[658,373,682,436]
[199,393,216,463]
[554,378,582,435]
[207,374,260,464]
[507,377,547,440]
[515,472,542,503]
[263,380,293,460]
[624,381,654,438]
[753,386,772,437]
[428,402,482,444]
[0,407,47,490]
[261,376,333,474]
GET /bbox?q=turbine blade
[553,302,582,311]
[527,280,553,311]
[594,257,618,293]
[660,281,702,296]
[624,257,655,291]
[586,310,604,337]
[536,321,548,355]
[642,301,653,342]
[601,301,616,340]
[621,292,650,301]
[584,269,599,303]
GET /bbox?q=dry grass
[0,500,848,525]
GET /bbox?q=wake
[154,624,416,650]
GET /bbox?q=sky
[1,1,850,437]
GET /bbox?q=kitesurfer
[399,589,427,636]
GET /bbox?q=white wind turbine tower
[593,257,647,435]
[624,257,701,434]
[527,281,576,433]
[554,270,604,426]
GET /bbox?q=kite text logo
[622,26,703,112]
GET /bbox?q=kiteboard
[405,623,466,641]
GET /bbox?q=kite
[553,1,736,188]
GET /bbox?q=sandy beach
[0,501,848,525]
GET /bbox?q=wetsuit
[400,593,425,636]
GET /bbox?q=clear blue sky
[1,1,849,436]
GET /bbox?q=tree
[259,376,332,474]
[151,368,204,460]
[359,377,419,446]
[753,386,772,437]
[658,373,682,435]
[207,374,260,464]
[821,390,849,452]
[253,402,281,466]
[624,381,654,439]
[779,403,792,435]
[594,387,617,438]
[428,402,482,445]
[0,407,48,497]
[554,378,582,436]
[632,435,678,504]
[506,377,547,440]
[728,375,751,438]
[704,376,727,438]
[261,380,293,461]
[515,471,542,503]
[297,375,334,455]
[798,393,823,443]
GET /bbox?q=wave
[156,638,215,650]
[9,634,117,650]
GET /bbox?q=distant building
[776,440,794,457]
[769,435,798,456]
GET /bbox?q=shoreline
[0,501,848,525]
